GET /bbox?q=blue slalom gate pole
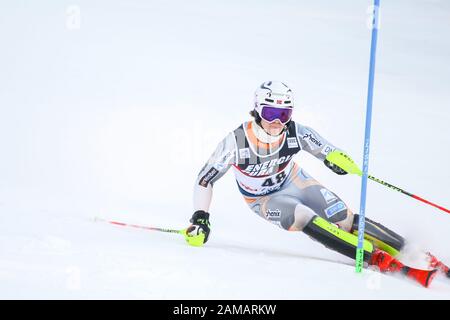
[355,0,381,273]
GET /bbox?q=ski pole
[93,217,206,246]
[326,151,450,215]
[94,217,182,234]
[367,175,450,214]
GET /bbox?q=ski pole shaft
[94,217,183,234]
[325,152,450,214]
[93,217,206,246]
[368,175,450,214]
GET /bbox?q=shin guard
[351,214,405,256]
[303,216,374,262]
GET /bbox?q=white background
[0,0,449,299]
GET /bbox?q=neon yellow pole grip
[326,150,362,176]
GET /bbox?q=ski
[427,252,450,278]
[369,249,438,288]
[400,266,438,288]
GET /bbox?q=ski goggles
[259,105,293,124]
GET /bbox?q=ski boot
[369,249,438,288]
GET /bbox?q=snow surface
[0,0,449,299]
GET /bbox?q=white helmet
[252,81,294,124]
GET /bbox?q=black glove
[324,159,348,175]
[187,210,211,243]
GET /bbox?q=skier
[185,81,448,286]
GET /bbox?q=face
[260,118,285,136]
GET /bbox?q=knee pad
[291,203,316,231]
[351,214,405,257]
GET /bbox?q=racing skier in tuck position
[185,81,448,287]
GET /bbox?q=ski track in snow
[0,209,449,299]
